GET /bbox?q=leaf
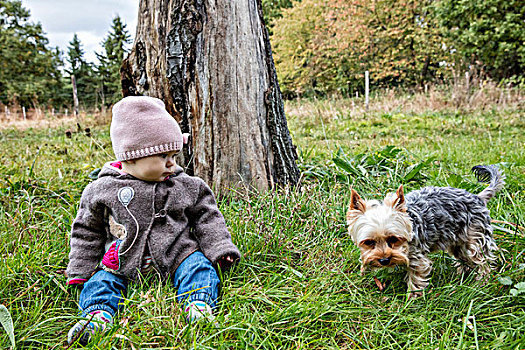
[0,304,15,349]
[357,165,368,177]
[497,276,513,286]
[514,282,525,289]
[446,174,463,187]
[379,145,402,159]
[373,276,386,291]
[403,163,425,182]
[88,168,102,179]
[333,156,359,176]
[403,157,434,182]
[510,282,525,296]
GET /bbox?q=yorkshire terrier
[346,165,504,297]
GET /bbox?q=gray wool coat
[66,162,241,282]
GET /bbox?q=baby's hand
[217,254,236,270]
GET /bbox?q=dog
[346,165,504,297]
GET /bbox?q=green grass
[1,99,524,349]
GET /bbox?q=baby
[66,96,241,345]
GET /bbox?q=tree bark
[71,75,79,116]
[121,0,299,193]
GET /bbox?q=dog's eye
[362,239,376,247]
[386,236,399,247]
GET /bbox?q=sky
[21,0,140,63]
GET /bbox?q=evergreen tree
[67,34,85,75]
[66,33,97,109]
[96,15,131,106]
[0,0,65,107]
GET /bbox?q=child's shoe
[184,300,215,323]
[67,310,113,345]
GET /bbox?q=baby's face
[122,151,180,182]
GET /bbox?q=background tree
[261,0,294,33]
[0,0,65,107]
[66,34,97,109]
[96,15,131,107]
[435,0,525,80]
[342,0,449,87]
[121,0,300,193]
[270,0,328,97]
[271,0,450,97]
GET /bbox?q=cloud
[21,0,140,63]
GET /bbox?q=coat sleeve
[188,180,241,265]
[66,184,107,284]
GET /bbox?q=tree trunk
[71,75,79,116]
[121,0,299,193]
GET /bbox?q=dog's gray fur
[347,165,505,296]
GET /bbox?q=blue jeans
[78,251,220,317]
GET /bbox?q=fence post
[22,106,26,120]
[365,71,370,111]
[465,71,470,103]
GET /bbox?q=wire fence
[0,104,109,123]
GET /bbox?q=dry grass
[0,107,111,131]
[2,83,522,132]
[285,82,524,120]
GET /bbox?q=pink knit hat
[110,96,188,161]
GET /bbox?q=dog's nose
[378,258,391,266]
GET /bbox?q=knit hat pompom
[111,96,184,161]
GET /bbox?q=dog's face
[346,186,413,271]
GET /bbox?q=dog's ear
[347,189,367,225]
[349,189,366,212]
[384,185,406,211]
[392,185,406,212]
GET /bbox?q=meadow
[1,89,524,349]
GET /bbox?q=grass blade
[0,304,15,349]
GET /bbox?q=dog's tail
[472,165,505,203]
